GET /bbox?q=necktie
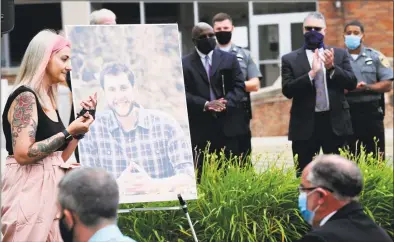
[204,55,216,100]
[314,63,329,111]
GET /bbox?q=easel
[118,194,198,242]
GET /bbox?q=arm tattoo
[11,92,35,149]
[27,133,65,159]
[11,92,66,161]
[28,119,37,143]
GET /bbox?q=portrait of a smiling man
[79,62,195,202]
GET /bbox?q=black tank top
[2,86,67,155]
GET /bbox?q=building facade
[1,0,393,137]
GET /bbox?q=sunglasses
[304,26,323,32]
[195,33,215,40]
[298,185,334,193]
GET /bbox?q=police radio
[1,0,15,35]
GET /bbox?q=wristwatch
[62,129,73,143]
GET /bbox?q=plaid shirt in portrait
[78,108,194,179]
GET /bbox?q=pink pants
[1,152,66,242]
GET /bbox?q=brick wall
[319,0,393,57]
[251,91,393,137]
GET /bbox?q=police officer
[343,20,393,159]
[212,12,262,161]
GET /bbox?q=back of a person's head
[13,29,69,110]
[58,168,119,227]
[307,154,363,201]
[90,8,116,25]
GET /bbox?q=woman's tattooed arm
[10,92,66,164]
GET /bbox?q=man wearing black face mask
[182,22,246,180]
[57,168,136,242]
[281,12,357,177]
[212,13,262,163]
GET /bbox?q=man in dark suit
[182,22,246,178]
[281,12,357,176]
[296,154,392,242]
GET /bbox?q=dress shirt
[195,47,214,110]
[319,210,337,227]
[88,224,136,242]
[306,48,331,112]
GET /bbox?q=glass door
[250,12,310,87]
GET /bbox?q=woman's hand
[80,92,97,111]
[66,112,95,136]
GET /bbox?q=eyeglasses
[196,33,215,40]
[298,185,334,193]
[304,26,323,32]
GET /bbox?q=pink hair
[34,35,71,82]
[14,30,73,112]
[52,35,71,54]
[33,34,71,111]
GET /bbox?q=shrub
[118,148,393,241]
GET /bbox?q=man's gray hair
[307,155,363,201]
[58,168,119,227]
[303,11,326,27]
[90,8,116,25]
[192,22,213,40]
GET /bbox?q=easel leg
[178,194,198,242]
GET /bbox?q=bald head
[192,22,214,40]
[304,155,363,200]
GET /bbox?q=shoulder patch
[379,53,391,68]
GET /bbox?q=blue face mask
[298,191,321,225]
[345,35,362,50]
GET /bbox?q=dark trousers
[347,103,385,160]
[292,111,346,177]
[193,130,240,183]
[236,120,252,165]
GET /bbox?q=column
[61,1,91,28]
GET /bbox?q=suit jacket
[281,47,357,141]
[296,202,392,242]
[182,49,246,145]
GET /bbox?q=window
[253,2,316,15]
[145,3,194,55]
[8,3,62,67]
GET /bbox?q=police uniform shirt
[219,44,262,119]
[346,45,394,104]
[230,44,262,81]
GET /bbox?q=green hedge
[118,148,394,242]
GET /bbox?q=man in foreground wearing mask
[343,20,393,160]
[182,22,245,180]
[281,12,357,177]
[212,12,262,162]
[296,154,391,242]
[57,167,136,242]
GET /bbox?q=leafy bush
[118,148,393,241]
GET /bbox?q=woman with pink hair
[1,29,96,241]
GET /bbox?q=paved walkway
[251,128,393,171]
